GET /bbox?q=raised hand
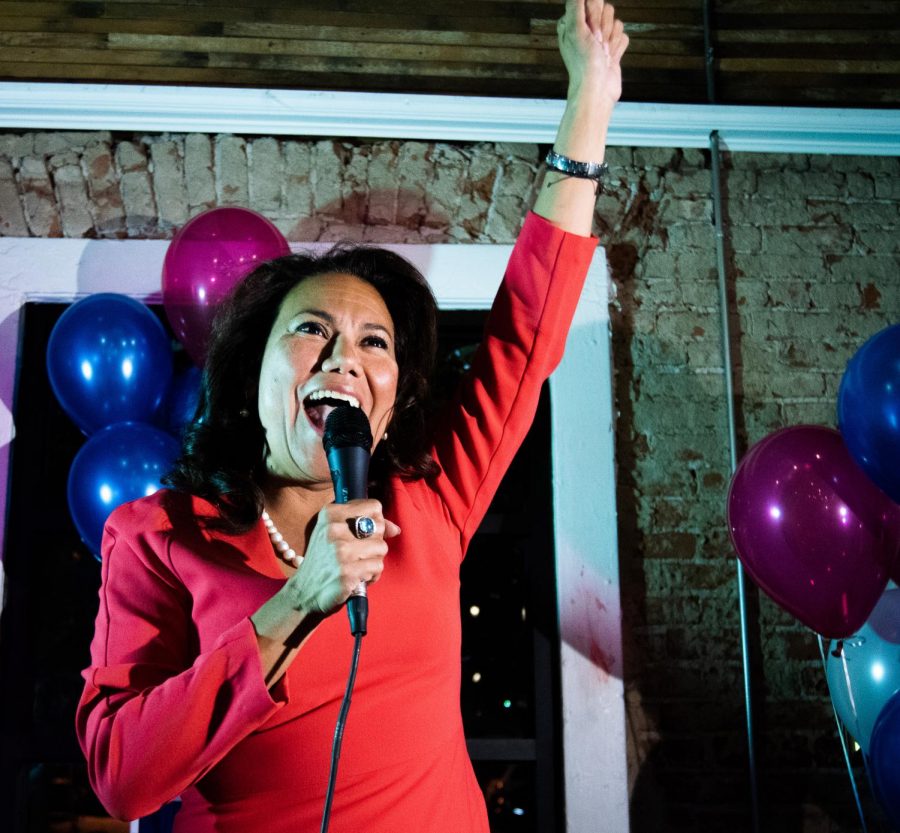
[533,0,630,234]
[558,0,629,106]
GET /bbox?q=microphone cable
[319,404,373,832]
[320,631,364,833]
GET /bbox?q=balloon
[727,425,900,637]
[838,323,900,504]
[869,688,900,830]
[47,294,173,435]
[160,364,202,438]
[826,589,900,753]
[162,207,289,365]
[67,422,180,558]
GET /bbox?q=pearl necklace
[261,510,304,569]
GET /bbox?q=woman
[76,2,629,830]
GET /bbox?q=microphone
[323,405,373,636]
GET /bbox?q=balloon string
[839,645,859,731]
[817,634,869,833]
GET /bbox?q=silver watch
[544,149,609,182]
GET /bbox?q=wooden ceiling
[0,1,898,108]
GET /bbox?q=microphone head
[323,405,372,453]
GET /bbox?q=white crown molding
[1,82,898,155]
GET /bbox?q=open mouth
[303,390,361,434]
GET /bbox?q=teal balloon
[67,422,179,558]
[826,588,900,754]
[47,294,173,435]
[838,323,900,504]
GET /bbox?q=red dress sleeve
[430,211,598,551]
[75,506,286,821]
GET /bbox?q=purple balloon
[162,207,289,366]
[728,426,900,638]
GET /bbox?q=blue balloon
[838,323,900,503]
[47,294,174,435]
[869,688,900,830]
[67,422,180,558]
[160,365,202,438]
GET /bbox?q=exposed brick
[454,144,497,240]
[18,155,60,236]
[115,140,148,173]
[395,141,429,228]
[115,142,156,236]
[809,198,897,227]
[739,198,815,226]
[184,134,215,211]
[728,224,762,253]
[761,225,854,255]
[276,214,322,242]
[656,195,712,223]
[633,147,679,169]
[215,135,249,205]
[855,226,900,254]
[644,531,697,559]
[425,144,465,232]
[365,141,399,226]
[0,133,34,159]
[361,224,414,244]
[312,140,343,216]
[665,169,712,198]
[83,141,124,237]
[340,143,369,225]
[248,137,283,213]
[283,141,313,218]
[150,138,187,230]
[874,174,900,199]
[33,131,111,156]
[845,172,875,199]
[604,145,635,168]
[0,158,28,235]
[52,159,93,237]
[666,221,714,250]
[316,221,366,243]
[721,168,757,196]
[493,142,539,163]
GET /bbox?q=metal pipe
[704,1,761,828]
[709,128,761,833]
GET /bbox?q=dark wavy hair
[164,246,440,533]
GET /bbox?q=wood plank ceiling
[0,0,898,108]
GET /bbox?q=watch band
[544,149,609,181]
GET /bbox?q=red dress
[76,212,598,832]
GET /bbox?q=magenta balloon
[727,425,900,638]
[162,207,289,365]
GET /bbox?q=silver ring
[353,516,376,539]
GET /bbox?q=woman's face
[258,272,399,485]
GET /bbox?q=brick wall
[1,131,898,832]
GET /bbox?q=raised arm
[533,0,629,235]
